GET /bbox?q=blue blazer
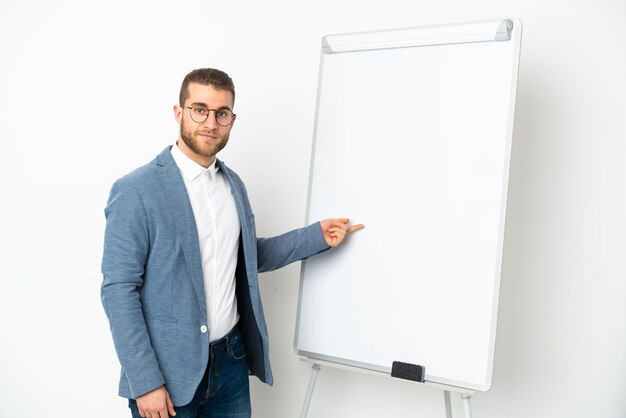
[101,146,329,406]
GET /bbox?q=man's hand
[136,385,176,418]
[320,218,364,247]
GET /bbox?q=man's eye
[194,107,207,114]
[217,111,228,118]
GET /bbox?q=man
[101,68,363,418]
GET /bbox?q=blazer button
[200,325,208,334]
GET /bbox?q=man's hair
[179,68,236,106]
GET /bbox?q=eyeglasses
[185,105,236,126]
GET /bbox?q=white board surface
[295,19,522,391]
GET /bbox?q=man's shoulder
[113,146,172,188]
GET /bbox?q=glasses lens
[190,105,209,123]
[215,110,233,126]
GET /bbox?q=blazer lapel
[217,159,251,243]
[155,147,207,319]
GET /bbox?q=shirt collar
[170,142,219,182]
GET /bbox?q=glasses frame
[185,105,236,127]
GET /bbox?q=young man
[101,68,363,418]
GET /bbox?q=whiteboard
[295,19,522,391]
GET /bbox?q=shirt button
[200,325,208,334]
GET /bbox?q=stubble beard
[179,119,229,160]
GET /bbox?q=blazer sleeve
[256,222,330,273]
[100,179,165,398]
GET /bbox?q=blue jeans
[129,326,251,418]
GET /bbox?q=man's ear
[173,105,183,125]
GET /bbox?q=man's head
[174,68,237,167]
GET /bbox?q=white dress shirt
[171,144,241,342]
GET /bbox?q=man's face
[174,82,235,167]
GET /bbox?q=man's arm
[256,218,363,273]
[101,180,166,399]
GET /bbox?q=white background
[0,1,624,417]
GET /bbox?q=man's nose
[202,111,219,129]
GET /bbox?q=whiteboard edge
[322,18,514,54]
[293,48,328,355]
[484,17,523,392]
[298,350,492,392]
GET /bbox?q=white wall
[0,1,624,417]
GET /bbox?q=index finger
[347,224,365,233]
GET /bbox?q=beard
[179,118,230,160]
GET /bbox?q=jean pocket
[228,334,247,361]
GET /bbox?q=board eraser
[391,361,425,383]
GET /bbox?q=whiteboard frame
[295,18,522,392]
